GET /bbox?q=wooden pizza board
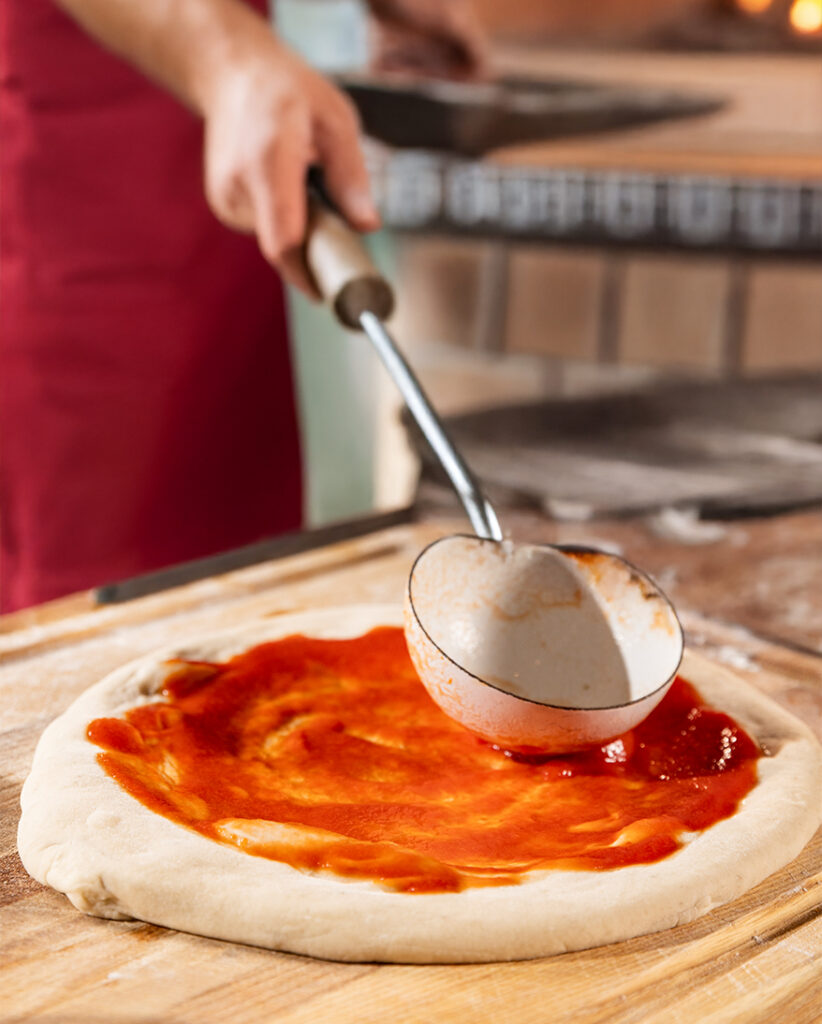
[2,521,821,1023]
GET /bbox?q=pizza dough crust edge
[17,603,822,964]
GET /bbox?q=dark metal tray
[338,74,724,156]
[405,374,822,520]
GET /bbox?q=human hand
[202,39,380,296]
[367,0,489,79]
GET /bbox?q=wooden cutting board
[2,521,821,1024]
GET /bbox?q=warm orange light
[790,0,822,32]
[736,0,772,12]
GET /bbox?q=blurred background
[280,0,822,529]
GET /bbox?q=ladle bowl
[304,201,684,753]
[405,535,683,753]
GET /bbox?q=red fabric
[0,0,303,611]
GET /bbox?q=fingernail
[350,191,380,226]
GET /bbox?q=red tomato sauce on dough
[87,627,760,893]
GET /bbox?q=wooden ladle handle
[304,197,395,330]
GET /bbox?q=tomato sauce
[87,627,760,893]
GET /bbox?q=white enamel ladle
[306,198,683,753]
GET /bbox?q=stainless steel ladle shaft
[359,311,502,541]
[305,199,501,541]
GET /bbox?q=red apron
[0,0,303,611]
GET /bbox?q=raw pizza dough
[17,604,822,963]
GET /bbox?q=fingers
[204,122,258,235]
[277,245,321,299]
[244,112,321,295]
[203,62,378,298]
[205,176,256,234]
[248,112,312,267]
[369,0,490,79]
[251,93,378,294]
[447,7,490,77]
[314,95,381,234]
[373,25,472,78]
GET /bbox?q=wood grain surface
[2,519,822,1024]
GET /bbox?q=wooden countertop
[3,513,822,1023]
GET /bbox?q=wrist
[184,0,290,117]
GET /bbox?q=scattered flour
[646,506,728,545]
[711,645,760,673]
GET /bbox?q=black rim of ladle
[406,533,685,713]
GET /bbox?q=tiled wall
[392,236,822,383]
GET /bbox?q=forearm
[53,0,379,293]
[53,0,281,114]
